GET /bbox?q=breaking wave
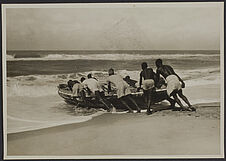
[7,54,15,59]
[6,67,220,134]
[6,53,220,61]
[7,68,220,97]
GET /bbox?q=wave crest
[7,53,220,61]
[7,68,220,97]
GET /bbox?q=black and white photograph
[2,2,224,159]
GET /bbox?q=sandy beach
[7,103,220,156]
[6,83,222,157]
[4,3,224,159]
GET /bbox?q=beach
[5,50,222,157]
[7,82,222,157]
[7,104,221,156]
[4,3,224,158]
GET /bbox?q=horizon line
[6,49,220,51]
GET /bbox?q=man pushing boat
[139,62,176,114]
[155,59,196,111]
[107,68,141,113]
[82,75,116,112]
[138,62,156,114]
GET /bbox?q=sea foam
[6,68,220,97]
[6,53,220,61]
[6,67,220,134]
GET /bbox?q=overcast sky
[5,3,223,50]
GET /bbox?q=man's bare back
[140,68,155,80]
[156,65,175,79]
[155,59,195,111]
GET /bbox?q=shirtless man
[139,62,156,114]
[107,68,141,113]
[82,76,115,112]
[155,59,195,111]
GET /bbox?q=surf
[7,68,220,97]
[6,53,220,61]
[6,67,220,134]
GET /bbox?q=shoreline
[7,102,221,156]
[7,110,105,134]
[7,82,220,134]
[7,101,220,135]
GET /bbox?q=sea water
[6,50,220,133]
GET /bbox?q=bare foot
[189,106,196,112]
[169,101,176,109]
[184,107,193,111]
[111,107,117,113]
[146,109,153,115]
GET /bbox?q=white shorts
[166,75,182,96]
[143,79,155,90]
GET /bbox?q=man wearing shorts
[155,59,195,111]
[82,76,115,112]
[139,62,156,114]
[107,68,141,113]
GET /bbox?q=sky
[5,3,223,50]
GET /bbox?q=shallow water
[5,50,221,133]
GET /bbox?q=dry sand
[6,84,222,157]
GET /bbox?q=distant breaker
[6,53,219,61]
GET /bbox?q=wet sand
[7,103,221,157]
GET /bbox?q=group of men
[69,59,195,114]
[139,59,195,114]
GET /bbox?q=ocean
[6,50,220,133]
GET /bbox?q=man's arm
[169,66,182,81]
[108,82,111,93]
[139,72,143,89]
[107,81,111,93]
[174,73,183,82]
[152,71,158,87]
[170,66,185,88]
[156,68,160,83]
[174,73,185,88]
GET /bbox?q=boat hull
[58,84,172,110]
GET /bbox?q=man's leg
[127,95,141,113]
[143,89,151,112]
[100,96,116,112]
[95,91,112,112]
[178,90,196,111]
[146,89,154,115]
[80,90,87,102]
[166,96,176,108]
[143,90,148,105]
[177,89,191,107]
[171,91,186,109]
[120,96,133,113]
[77,90,93,107]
